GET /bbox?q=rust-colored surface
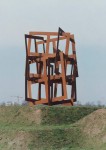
[25,27,78,106]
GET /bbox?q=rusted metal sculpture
[25,27,78,106]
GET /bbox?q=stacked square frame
[25,28,78,106]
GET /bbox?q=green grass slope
[0,105,105,150]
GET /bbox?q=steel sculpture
[25,27,78,106]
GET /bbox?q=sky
[0,0,106,104]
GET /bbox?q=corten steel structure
[25,28,78,106]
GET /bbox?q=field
[0,105,106,150]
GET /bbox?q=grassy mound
[0,105,105,150]
[0,105,99,126]
[76,108,106,149]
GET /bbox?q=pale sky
[0,0,106,104]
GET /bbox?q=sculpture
[25,27,78,106]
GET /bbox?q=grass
[40,105,99,125]
[0,105,105,150]
[28,125,85,150]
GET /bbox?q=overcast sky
[0,0,106,104]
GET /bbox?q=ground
[0,105,105,150]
